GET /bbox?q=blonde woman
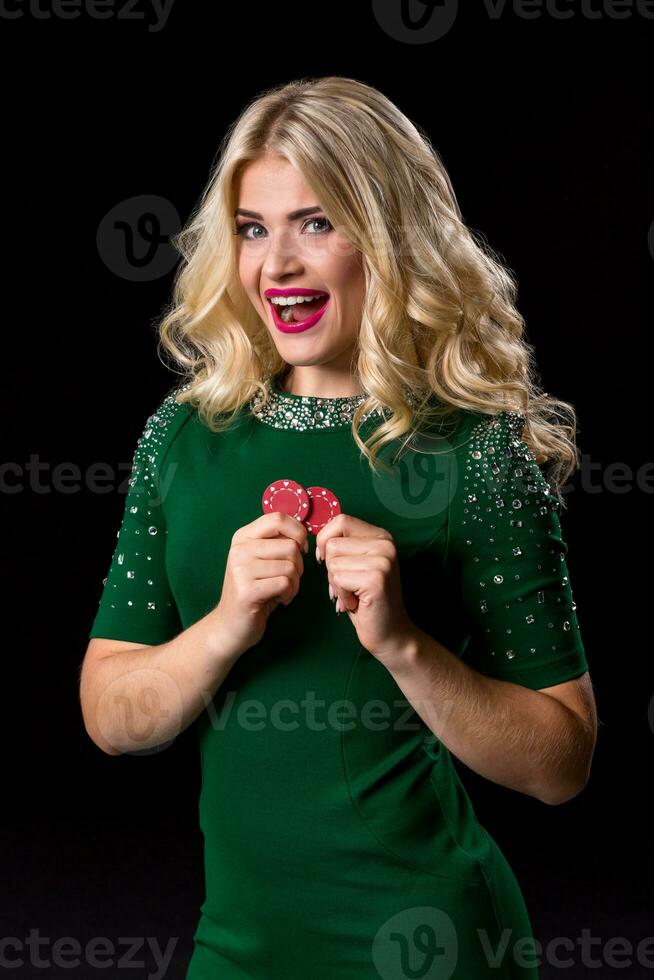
[81,76,597,979]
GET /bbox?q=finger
[320,524,394,612]
[325,556,356,613]
[242,511,309,555]
[331,581,358,614]
[325,541,382,612]
[250,557,303,583]
[315,513,391,562]
[329,556,388,613]
[252,574,298,608]
[249,537,305,575]
[322,537,396,559]
[330,565,385,613]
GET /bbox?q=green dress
[88,374,589,980]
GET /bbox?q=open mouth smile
[266,292,331,334]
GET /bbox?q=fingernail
[328,582,334,601]
[315,546,321,563]
[335,597,341,613]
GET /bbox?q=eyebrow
[234,205,323,221]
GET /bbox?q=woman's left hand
[315,513,418,667]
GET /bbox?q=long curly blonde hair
[157,75,581,510]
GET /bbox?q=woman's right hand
[209,511,309,659]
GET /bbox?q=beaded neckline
[249,374,391,432]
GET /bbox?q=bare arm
[386,627,597,806]
[81,511,309,757]
[80,612,240,756]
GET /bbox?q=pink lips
[265,287,328,298]
[266,291,331,334]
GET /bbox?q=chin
[277,353,324,367]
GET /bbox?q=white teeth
[270,293,326,306]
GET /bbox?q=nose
[261,226,304,281]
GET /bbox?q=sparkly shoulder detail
[127,383,194,523]
[445,409,587,689]
[461,410,560,517]
[88,383,193,645]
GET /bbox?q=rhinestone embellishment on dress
[460,410,582,664]
[98,385,191,616]
[249,376,421,431]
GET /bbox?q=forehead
[235,156,316,207]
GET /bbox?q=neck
[278,366,364,399]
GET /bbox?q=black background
[3,2,652,977]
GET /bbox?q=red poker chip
[304,486,341,534]
[261,478,310,522]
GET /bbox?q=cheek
[237,252,259,299]
[335,263,366,317]
[327,246,364,295]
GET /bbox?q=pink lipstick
[264,287,331,335]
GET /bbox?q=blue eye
[235,216,333,240]
[235,222,263,240]
[304,217,332,234]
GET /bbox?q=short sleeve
[445,410,589,690]
[88,387,191,647]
